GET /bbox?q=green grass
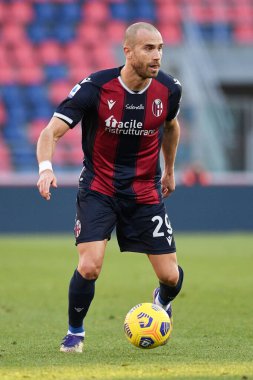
[0,234,253,380]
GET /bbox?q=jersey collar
[117,75,152,94]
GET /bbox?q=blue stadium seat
[3,119,27,143]
[60,3,81,23]
[109,2,130,21]
[32,104,53,119]
[53,24,75,43]
[1,85,21,106]
[44,64,68,82]
[34,3,56,23]
[27,23,49,43]
[11,143,37,171]
[25,85,48,106]
[212,23,232,42]
[132,0,156,22]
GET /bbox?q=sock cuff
[159,265,184,303]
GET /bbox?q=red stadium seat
[234,24,253,43]
[16,66,44,85]
[232,4,253,24]
[0,2,7,24]
[63,42,87,65]
[0,65,16,85]
[0,101,7,126]
[9,43,38,67]
[82,1,110,23]
[38,40,63,65]
[27,119,48,144]
[67,147,83,165]
[92,45,118,70]
[6,2,34,24]
[106,20,127,44]
[0,45,9,66]
[76,23,106,49]
[158,23,183,45]
[48,80,71,105]
[156,3,182,23]
[68,64,96,83]
[188,4,214,23]
[52,144,67,166]
[1,23,28,46]
[0,137,13,171]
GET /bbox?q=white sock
[155,293,170,311]
[67,330,85,337]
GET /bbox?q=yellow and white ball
[124,302,172,349]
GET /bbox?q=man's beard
[132,61,159,79]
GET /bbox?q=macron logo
[173,78,181,86]
[74,307,84,312]
[81,77,91,84]
[107,99,116,110]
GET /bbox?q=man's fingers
[37,172,57,200]
[51,177,58,188]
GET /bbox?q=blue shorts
[74,189,176,255]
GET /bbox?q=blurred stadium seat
[0,0,252,173]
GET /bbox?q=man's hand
[37,170,57,201]
[161,171,175,198]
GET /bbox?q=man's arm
[37,116,70,200]
[161,117,180,198]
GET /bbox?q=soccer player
[37,22,184,353]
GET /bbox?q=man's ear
[124,46,132,59]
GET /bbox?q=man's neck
[120,66,151,92]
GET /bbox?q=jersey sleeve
[166,79,182,121]
[53,79,98,128]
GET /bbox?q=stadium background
[0,0,252,232]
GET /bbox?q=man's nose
[153,49,161,60]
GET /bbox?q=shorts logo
[74,219,81,238]
[152,99,163,117]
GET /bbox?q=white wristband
[39,160,53,174]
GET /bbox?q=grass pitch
[0,233,253,380]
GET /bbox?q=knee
[159,267,179,287]
[77,260,102,280]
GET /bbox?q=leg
[148,252,179,286]
[68,240,107,331]
[148,252,184,306]
[61,240,107,353]
[61,190,116,352]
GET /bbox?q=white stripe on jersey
[53,112,73,125]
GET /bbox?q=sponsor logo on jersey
[105,115,155,136]
[68,84,81,98]
[107,99,116,110]
[152,99,163,117]
[80,77,91,84]
[125,104,144,110]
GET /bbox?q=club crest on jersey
[74,219,81,238]
[152,99,163,117]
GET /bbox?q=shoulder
[79,67,120,88]
[156,70,182,96]
[66,67,120,102]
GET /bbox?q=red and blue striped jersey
[54,67,182,204]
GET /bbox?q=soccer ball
[124,303,172,349]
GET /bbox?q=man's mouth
[149,64,160,70]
